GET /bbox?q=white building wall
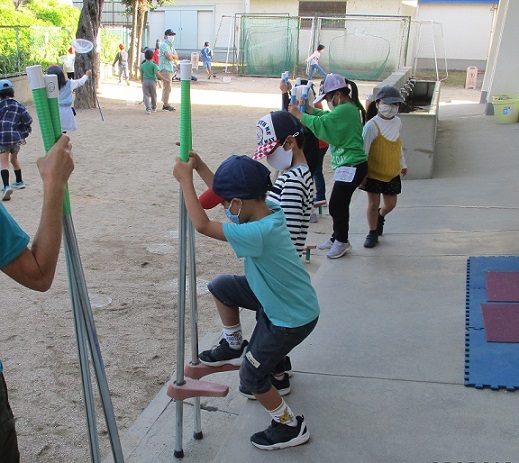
[484,0,519,107]
[347,0,416,16]
[416,4,496,70]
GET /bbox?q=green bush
[0,0,79,76]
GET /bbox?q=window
[299,1,347,29]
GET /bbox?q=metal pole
[64,231,101,463]
[188,221,203,439]
[27,65,124,463]
[174,192,188,459]
[64,215,125,462]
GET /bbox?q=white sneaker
[327,240,352,259]
[317,238,334,250]
[2,186,13,201]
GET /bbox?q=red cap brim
[252,140,279,161]
[199,187,225,209]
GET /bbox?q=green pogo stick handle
[26,66,56,153]
[179,62,193,162]
[44,74,71,216]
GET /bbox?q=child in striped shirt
[252,110,313,256]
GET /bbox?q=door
[164,10,198,50]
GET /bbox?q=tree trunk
[74,0,104,110]
[129,1,139,80]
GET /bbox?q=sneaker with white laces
[2,186,13,201]
[239,373,291,400]
[327,240,352,259]
[317,238,334,250]
[11,181,25,189]
[250,415,309,450]
[199,339,248,367]
[145,108,151,115]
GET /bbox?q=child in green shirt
[139,49,169,114]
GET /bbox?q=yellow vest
[367,121,402,182]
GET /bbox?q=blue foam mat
[465,256,519,391]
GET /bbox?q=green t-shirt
[140,60,159,81]
[301,103,367,169]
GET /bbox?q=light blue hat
[0,79,13,90]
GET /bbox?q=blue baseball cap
[199,155,272,209]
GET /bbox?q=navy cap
[253,111,303,160]
[164,29,176,36]
[375,85,405,104]
[199,155,272,209]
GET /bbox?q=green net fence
[0,26,75,78]
[324,16,411,81]
[232,14,410,80]
[239,16,300,77]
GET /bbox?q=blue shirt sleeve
[222,221,264,258]
[0,203,30,268]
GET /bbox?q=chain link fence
[0,25,75,78]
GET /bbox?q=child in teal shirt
[173,153,319,451]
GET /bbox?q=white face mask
[327,93,339,111]
[267,144,293,171]
[167,35,175,43]
[378,103,399,118]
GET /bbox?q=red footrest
[184,362,240,380]
[167,377,229,401]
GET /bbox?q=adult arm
[2,136,74,291]
[165,46,179,62]
[173,156,225,241]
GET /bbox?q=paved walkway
[104,100,519,463]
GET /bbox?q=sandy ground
[0,72,481,462]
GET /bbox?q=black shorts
[363,175,402,195]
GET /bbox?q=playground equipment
[166,61,240,459]
[26,65,123,463]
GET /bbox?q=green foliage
[100,29,123,64]
[26,0,80,29]
[0,0,79,77]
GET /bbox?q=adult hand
[401,167,408,177]
[36,136,74,191]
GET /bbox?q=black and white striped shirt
[267,164,314,255]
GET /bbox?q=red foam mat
[485,271,519,302]
[481,303,519,342]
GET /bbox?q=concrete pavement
[105,100,519,463]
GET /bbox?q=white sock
[223,324,243,350]
[267,399,297,427]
